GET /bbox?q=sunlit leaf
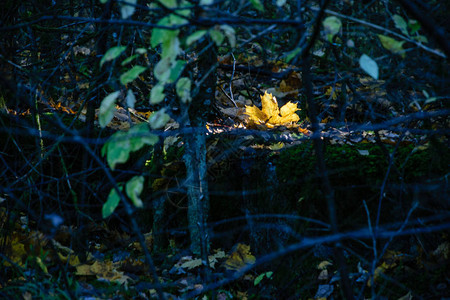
[276,0,286,7]
[99,91,120,128]
[245,105,267,125]
[245,91,300,128]
[359,54,379,80]
[280,101,299,117]
[100,46,126,67]
[120,65,147,85]
[103,187,121,218]
[126,176,144,208]
[261,91,280,120]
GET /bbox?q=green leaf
[99,0,108,4]
[408,19,421,35]
[176,77,191,103]
[154,57,172,82]
[99,91,120,128]
[200,0,214,4]
[151,16,180,48]
[276,0,286,6]
[120,65,147,85]
[323,16,342,42]
[125,176,144,208]
[150,84,165,104]
[128,123,159,151]
[413,35,428,43]
[254,271,273,286]
[120,0,136,19]
[149,108,171,129]
[104,124,158,169]
[359,54,379,80]
[220,25,236,48]
[186,30,207,46]
[284,47,301,63]
[392,14,409,36]
[104,131,130,169]
[168,60,186,82]
[100,46,127,67]
[162,0,177,8]
[378,34,406,58]
[121,54,139,66]
[254,273,265,286]
[209,28,225,46]
[249,0,264,12]
[103,187,121,218]
[126,89,136,108]
[155,59,186,84]
[161,36,180,60]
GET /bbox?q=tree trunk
[183,37,217,255]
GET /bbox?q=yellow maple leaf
[245,91,300,128]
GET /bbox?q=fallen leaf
[223,243,256,271]
[245,91,300,128]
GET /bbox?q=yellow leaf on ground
[58,252,81,266]
[245,91,300,128]
[261,91,280,119]
[223,243,256,271]
[245,104,267,125]
[279,101,299,118]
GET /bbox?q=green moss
[276,139,449,226]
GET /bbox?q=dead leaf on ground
[223,243,256,271]
[245,91,300,128]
